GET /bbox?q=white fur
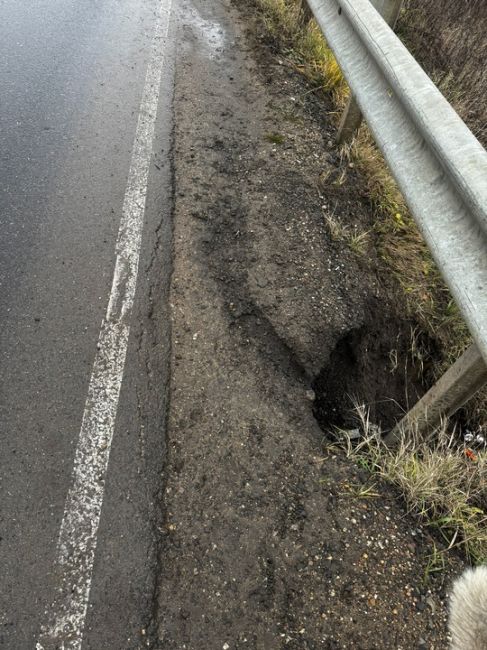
[449,565,487,650]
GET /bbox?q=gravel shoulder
[155,1,464,647]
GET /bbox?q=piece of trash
[465,448,478,462]
[337,428,361,441]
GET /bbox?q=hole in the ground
[312,328,363,431]
[312,317,425,435]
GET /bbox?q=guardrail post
[384,344,487,446]
[337,97,364,145]
[299,0,313,26]
[337,0,404,144]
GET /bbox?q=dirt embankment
[154,0,464,648]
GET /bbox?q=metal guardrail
[335,0,404,143]
[303,0,487,439]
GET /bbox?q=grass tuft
[265,132,286,145]
[335,404,487,564]
[324,213,370,256]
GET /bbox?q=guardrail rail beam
[337,0,404,144]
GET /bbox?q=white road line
[36,1,172,648]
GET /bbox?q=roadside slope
[155,0,462,647]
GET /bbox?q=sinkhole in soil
[311,322,425,436]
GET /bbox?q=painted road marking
[36,1,172,647]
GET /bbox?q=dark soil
[154,0,465,648]
[312,301,428,433]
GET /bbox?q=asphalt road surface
[0,0,176,647]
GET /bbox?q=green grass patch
[265,132,286,145]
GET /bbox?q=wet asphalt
[0,0,175,647]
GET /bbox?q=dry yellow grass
[336,405,487,565]
[398,0,487,148]
[324,213,371,256]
